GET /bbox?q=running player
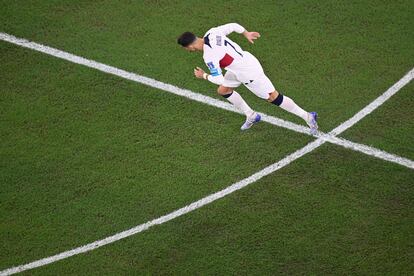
[177,23,318,133]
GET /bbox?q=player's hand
[194,67,205,79]
[243,31,261,44]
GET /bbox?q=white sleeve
[207,74,224,85]
[215,23,245,36]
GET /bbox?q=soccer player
[177,23,318,133]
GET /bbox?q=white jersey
[203,23,264,85]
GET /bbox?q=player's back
[203,26,245,69]
[203,24,263,81]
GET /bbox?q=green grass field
[1,0,413,274]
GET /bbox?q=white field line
[0,33,412,275]
[0,32,412,169]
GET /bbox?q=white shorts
[222,70,275,100]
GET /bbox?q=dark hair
[177,32,196,47]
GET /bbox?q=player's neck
[195,38,204,51]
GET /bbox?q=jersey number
[224,40,243,57]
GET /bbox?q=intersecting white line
[0,32,412,275]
